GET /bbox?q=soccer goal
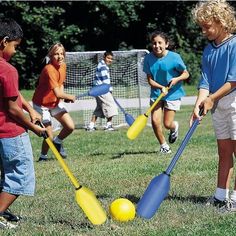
[64,50,150,129]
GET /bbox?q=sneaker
[53,142,67,159]
[160,146,172,154]
[86,127,96,132]
[2,209,22,222]
[205,196,226,208]
[218,199,236,213]
[38,156,48,162]
[169,121,179,144]
[104,125,115,131]
[0,216,17,229]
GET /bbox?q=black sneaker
[219,199,236,213]
[169,121,179,144]
[205,196,226,208]
[160,146,172,154]
[2,209,22,222]
[53,142,67,159]
[0,215,18,229]
[38,156,48,162]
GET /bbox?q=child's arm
[147,74,168,94]
[169,70,189,88]
[189,88,209,126]
[53,85,76,102]
[19,93,41,123]
[7,96,45,136]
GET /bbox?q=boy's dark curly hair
[0,17,23,41]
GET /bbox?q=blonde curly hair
[192,0,236,33]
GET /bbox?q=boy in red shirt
[0,18,45,228]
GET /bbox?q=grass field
[20,84,198,101]
[4,105,236,235]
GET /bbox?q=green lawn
[5,105,236,236]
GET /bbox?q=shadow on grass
[90,150,158,159]
[111,151,158,159]
[52,219,93,229]
[167,194,209,204]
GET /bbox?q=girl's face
[152,35,169,58]
[199,20,227,45]
[50,47,65,67]
[2,39,21,61]
[104,55,113,65]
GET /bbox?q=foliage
[1,1,211,88]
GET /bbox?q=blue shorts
[0,132,35,196]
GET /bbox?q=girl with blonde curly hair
[190,0,236,213]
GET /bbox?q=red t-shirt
[0,58,26,138]
[32,63,66,108]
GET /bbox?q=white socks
[89,122,95,129]
[230,190,236,202]
[161,142,170,149]
[214,187,229,201]
[106,121,112,127]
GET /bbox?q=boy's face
[104,55,113,65]
[2,39,21,61]
[152,35,169,58]
[51,47,65,67]
[199,20,225,44]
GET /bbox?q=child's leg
[0,192,18,213]
[152,103,165,145]
[54,112,75,140]
[163,109,176,130]
[217,139,234,189]
[214,139,234,200]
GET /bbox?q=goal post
[64,50,150,129]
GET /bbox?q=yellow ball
[109,198,136,222]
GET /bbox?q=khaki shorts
[33,102,67,124]
[150,99,181,111]
[93,93,118,118]
[212,91,236,140]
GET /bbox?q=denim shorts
[0,132,35,196]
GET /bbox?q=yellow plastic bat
[38,122,107,225]
[127,87,169,140]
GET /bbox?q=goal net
[64,50,150,129]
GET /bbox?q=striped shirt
[93,59,112,91]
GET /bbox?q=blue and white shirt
[93,59,112,91]
[143,51,186,101]
[198,35,236,94]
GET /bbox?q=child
[86,51,118,131]
[143,31,189,154]
[191,0,236,213]
[32,43,76,161]
[0,18,46,228]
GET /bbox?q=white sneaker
[169,121,179,144]
[86,126,96,132]
[160,145,172,154]
[104,125,115,131]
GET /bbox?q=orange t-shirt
[32,63,66,108]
